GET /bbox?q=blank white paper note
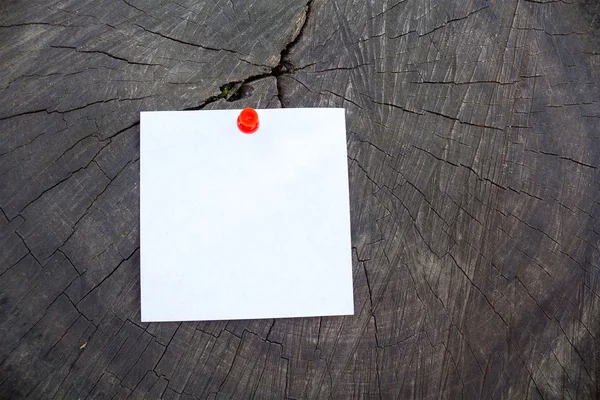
[140,108,353,322]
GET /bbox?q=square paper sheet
[140,108,353,322]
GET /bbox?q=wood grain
[1,0,599,398]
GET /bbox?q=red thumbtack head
[237,108,259,134]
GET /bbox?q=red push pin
[237,108,259,134]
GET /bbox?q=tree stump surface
[1,0,599,398]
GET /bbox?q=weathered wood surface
[1,0,600,398]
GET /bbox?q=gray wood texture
[1,0,600,398]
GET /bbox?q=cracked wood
[1,0,600,398]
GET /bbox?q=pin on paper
[237,108,259,134]
[140,108,353,323]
